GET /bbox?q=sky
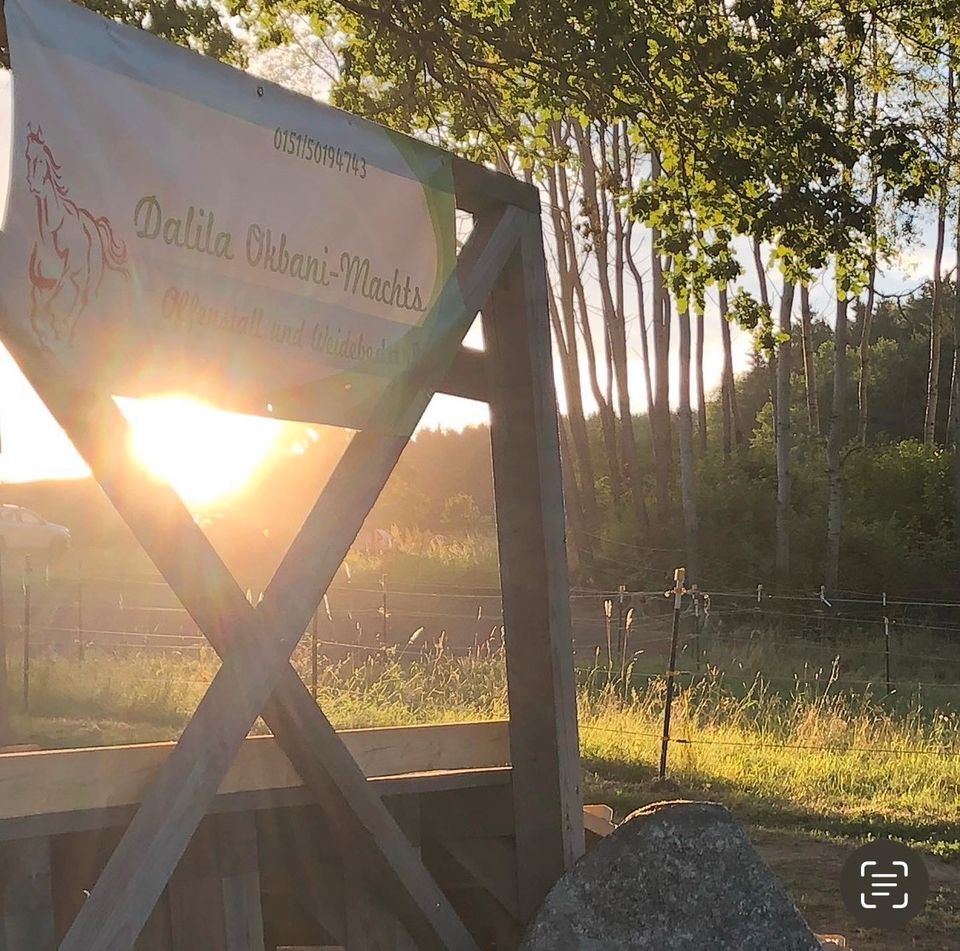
[0,48,940,499]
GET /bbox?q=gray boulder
[521,800,821,951]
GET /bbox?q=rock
[520,800,822,951]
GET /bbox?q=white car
[0,504,70,557]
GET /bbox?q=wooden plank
[483,209,584,918]
[421,784,516,841]
[438,347,488,402]
[582,804,615,841]
[0,836,55,951]
[33,205,523,951]
[440,838,518,918]
[0,722,510,823]
[453,156,539,215]
[50,828,173,950]
[215,813,265,951]
[257,805,344,944]
[169,819,227,951]
[343,853,417,951]
[0,767,513,844]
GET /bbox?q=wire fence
[3,554,960,770]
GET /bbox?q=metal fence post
[22,554,31,714]
[0,549,9,741]
[380,572,388,645]
[616,583,626,671]
[883,591,891,696]
[77,565,85,663]
[659,567,686,781]
[693,584,701,673]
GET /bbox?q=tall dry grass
[9,632,959,846]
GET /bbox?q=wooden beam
[0,768,513,845]
[453,157,539,215]
[0,722,510,823]
[5,206,524,951]
[483,209,584,918]
[438,347,489,402]
[440,838,518,918]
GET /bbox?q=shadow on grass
[581,754,960,858]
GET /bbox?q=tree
[677,304,699,582]
[799,285,821,436]
[718,286,743,457]
[775,283,796,582]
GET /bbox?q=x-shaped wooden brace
[3,203,527,951]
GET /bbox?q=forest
[57,0,960,597]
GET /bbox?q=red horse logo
[25,125,128,348]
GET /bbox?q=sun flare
[118,395,282,509]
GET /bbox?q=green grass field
[6,634,959,947]
[9,638,958,853]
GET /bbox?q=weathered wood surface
[0,836,55,951]
[0,721,510,823]
[484,210,584,918]
[3,205,523,951]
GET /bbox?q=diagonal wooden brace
[3,204,526,951]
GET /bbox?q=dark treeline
[369,283,960,596]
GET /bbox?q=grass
[7,632,959,862]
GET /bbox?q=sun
[117,395,283,509]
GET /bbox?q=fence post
[77,565,84,663]
[659,567,686,781]
[603,598,613,676]
[0,548,9,742]
[380,572,388,645]
[311,607,319,701]
[883,591,891,696]
[693,585,701,673]
[617,584,627,667]
[22,554,31,714]
[619,607,634,700]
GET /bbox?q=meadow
[6,619,960,947]
[10,634,958,849]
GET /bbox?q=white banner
[0,0,458,430]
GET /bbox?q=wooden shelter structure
[0,135,585,949]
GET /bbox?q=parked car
[0,504,70,558]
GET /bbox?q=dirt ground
[753,828,960,951]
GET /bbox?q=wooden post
[77,568,84,664]
[659,568,685,781]
[380,573,388,646]
[0,549,10,744]
[484,209,584,919]
[22,555,30,715]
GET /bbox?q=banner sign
[0,0,458,430]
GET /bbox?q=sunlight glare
[117,395,283,509]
